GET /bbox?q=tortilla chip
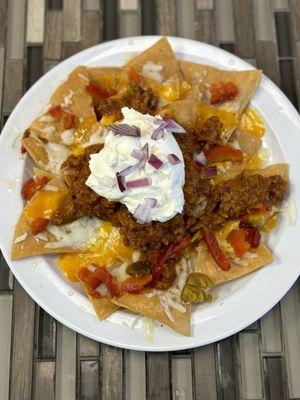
[50,66,95,119]
[180,60,262,116]
[243,163,289,182]
[195,243,273,286]
[112,293,191,336]
[79,280,119,320]
[11,178,77,260]
[180,84,202,102]
[33,167,56,181]
[88,66,129,92]
[215,131,262,183]
[126,37,180,82]
[158,99,238,142]
[22,136,49,170]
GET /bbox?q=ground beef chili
[50,116,288,290]
[94,84,159,121]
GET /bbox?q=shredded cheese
[45,142,70,174]
[14,233,28,244]
[288,198,297,226]
[142,61,164,83]
[61,129,74,145]
[39,115,56,123]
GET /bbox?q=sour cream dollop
[86,107,185,223]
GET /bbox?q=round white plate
[0,36,299,351]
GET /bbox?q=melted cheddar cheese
[58,222,134,282]
[25,189,68,222]
[238,107,265,138]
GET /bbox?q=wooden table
[0,1,300,399]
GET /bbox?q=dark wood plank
[26,47,44,89]
[101,344,124,400]
[264,357,288,400]
[63,42,82,59]
[80,360,100,400]
[0,252,12,291]
[220,43,235,54]
[47,0,63,9]
[44,10,63,60]
[33,361,55,400]
[35,307,56,359]
[10,282,35,400]
[274,12,294,57]
[193,344,217,400]
[141,0,156,35]
[0,0,6,44]
[256,40,280,86]
[3,60,24,115]
[155,0,176,36]
[82,10,101,50]
[232,0,255,58]
[78,335,99,357]
[216,337,239,400]
[290,0,300,41]
[146,353,171,400]
[103,0,119,40]
[195,10,217,45]
[279,59,298,107]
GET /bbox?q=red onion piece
[167,153,181,165]
[204,165,218,178]
[164,119,185,134]
[134,197,157,223]
[145,197,157,207]
[107,123,141,137]
[131,148,143,160]
[148,153,164,169]
[116,173,127,192]
[152,119,167,140]
[127,177,151,188]
[193,151,207,165]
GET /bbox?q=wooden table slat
[193,344,217,400]
[101,345,124,400]
[33,361,56,400]
[44,10,63,60]
[146,353,171,400]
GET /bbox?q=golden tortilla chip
[112,293,191,336]
[126,37,180,82]
[11,178,77,260]
[195,243,273,286]
[22,136,49,170]
[88,66,129,92]
[158,99,238,142]
[243,163,289,182]
[180,60,262,116]
[180,84,202,102]
[79,280,119,320]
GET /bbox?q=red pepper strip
[85,83,115,99]
[206,145,244,162]
[128,66,142,86]
[48,105,64,119]
[210,81,239,105]
[227,229,250,257]
[20,145,27,154]
[21,176,49,201]
[245,227,261,248]
[202,227,231,271]
[121,275,152,294]
[31,218,49,235]
[78,265,120,297]
[63,113,75,129]
[149,236,191,287]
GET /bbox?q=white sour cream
[86,107,185,223]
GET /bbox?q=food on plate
[12,37,289,336]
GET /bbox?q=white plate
[0,36,299,351]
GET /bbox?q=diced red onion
[204,166,218,178]
[119,165,135,176]
[152,119,167,140]
[148,153,164,169]
[193,151,207,165]
[164,119,185,134]
[131,148,144,160]
[145,197,157,208]
[116,172,127,192]
[127,177,151,188]
[167,153,181,165]
[134,198,156,223]
[107,123,141,137]
[139,143,149,169]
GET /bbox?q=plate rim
[0,35,299,351]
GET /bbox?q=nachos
[12,38,289,336]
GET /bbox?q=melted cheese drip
[238,107,265,138]
[196,103,238,140]
[262,213,278,232]
[246,147,270,169]
[71,115,98,155]
[24,189,68,221]
[58,222,134,282]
